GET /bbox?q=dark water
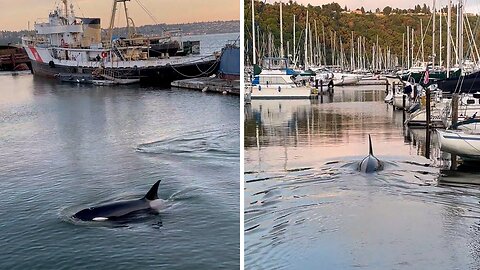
[244,86,480,269]
[0,62,239,268]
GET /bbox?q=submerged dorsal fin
[144,180,161,200]
[369,134,373,156]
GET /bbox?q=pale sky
[265,0,480,14]
[0,0,240,31]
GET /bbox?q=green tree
[383,6,392,15]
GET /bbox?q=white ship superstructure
[22,0,219,84]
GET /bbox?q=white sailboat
[437,129,480,160]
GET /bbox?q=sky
[265,0,480,14]
[0,0,240,31]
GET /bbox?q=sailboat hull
[437,130,480,160]
[437,71,480,93]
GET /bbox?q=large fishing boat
[21,0,219,84]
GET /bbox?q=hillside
[245,1,480,67]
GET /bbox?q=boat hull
[437,71,480,93]
[29,58,219,85]
[437,130,480,159]
[249,85,313,99]
[333,76,359,86]
[405,108,446,127]
[393,94,412,110]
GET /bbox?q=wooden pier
[171,77,240,95]
[0,46,30,71]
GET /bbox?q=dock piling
[425,86,431,159]
[450,94,459,170]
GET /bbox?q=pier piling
[450,94,459,170]
[425,86,431,159]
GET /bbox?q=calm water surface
[245,86,480,269]
[0,38,239,269]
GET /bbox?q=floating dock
[357,78,389,86]
[171,77,240,95]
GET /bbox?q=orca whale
[358,135,383,173]
[73,180,163,221]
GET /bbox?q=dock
[357,78,389,86]
[171,77,240,95]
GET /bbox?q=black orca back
[358,135,383,173]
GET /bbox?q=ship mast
[109,0,135,43]
[62,0,68,18]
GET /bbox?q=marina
[244,0,480,269]
[245,85,480,269]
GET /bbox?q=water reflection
[245,86,480,269]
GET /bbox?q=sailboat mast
[314,20,318,66]
[304,10,308,69]
[421,19,424,62]
[407,26,410,69]
[439,10,442,66]
[309,23,313,65]
[339,37,343,69]
[351,31,354,70]
[411,28,414,66]
[322,24,326,66]
[280,1,284,58]
[447,0,451,77]
[458,0,464,70]
[293,15,296,65]
[432,0,436,66]
[252,0,256,65]
[376,35,379,70]
[402,33,405,69]
[455,1,459,66]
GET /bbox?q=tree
[383,6,392,15]
[422,4,430,14]
[414,4,421,13]
[375,8,381,14]
[360,7,365,14]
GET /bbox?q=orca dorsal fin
[144,180,161,201]
[369,134,373,156]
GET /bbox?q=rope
[73,0,85,17]
[450,132,480,154]
[134,0,159,26]
[169,59,219,78]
